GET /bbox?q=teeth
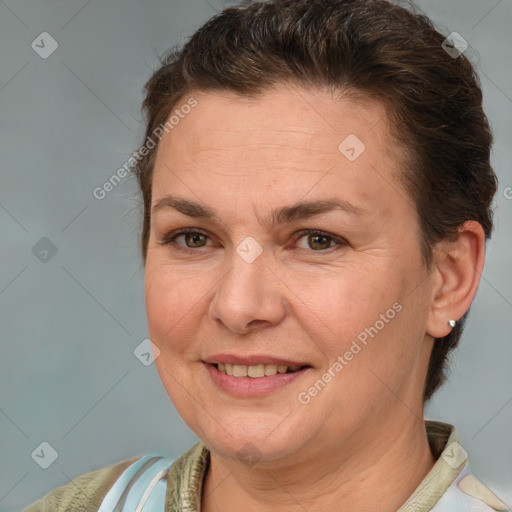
[264,364,278,376]
[247,364,265,378]
[233,364,248,377]
[215,363,303,378]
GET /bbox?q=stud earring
[448,319,457,328]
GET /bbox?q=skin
[144,84,485,512]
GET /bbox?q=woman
[25,0,509,510]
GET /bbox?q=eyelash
[158,228,348,254]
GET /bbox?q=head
[133,0,497,462]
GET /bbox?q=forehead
[155,85,398,163]
[151,85,411,223]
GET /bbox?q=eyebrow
[151,194,368,227]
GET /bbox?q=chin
[203,432,303,465]
[190,409,319,466]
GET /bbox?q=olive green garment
[24,420,510,511]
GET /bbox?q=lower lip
[204,363,311,398]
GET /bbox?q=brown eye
[294,230,348,252]
[182,232,208,248]
[159,228,213,252]
[306,234,332,250]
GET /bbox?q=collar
[165,420,467,512]
[398,420,468,511]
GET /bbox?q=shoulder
[432,463,510,512]
[23,455,142,512]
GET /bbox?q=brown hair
[132,0,498,402]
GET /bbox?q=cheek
[288,263,400,341]
[305,268,414,398]
[144,263,206,351]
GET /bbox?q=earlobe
[426,221,486,339]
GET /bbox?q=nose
[208,241,287,335]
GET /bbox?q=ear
[426,220,486,338]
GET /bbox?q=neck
[201,413,436,512]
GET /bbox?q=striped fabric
[23,421,510,511]
[98,455,175,512]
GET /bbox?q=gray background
[0,1,510,510]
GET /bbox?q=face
[145,85,435,466]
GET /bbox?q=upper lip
[203,354,312,367]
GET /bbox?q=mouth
[211,362,312,378]
[202,358,314,397]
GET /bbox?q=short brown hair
[133,0,498,402]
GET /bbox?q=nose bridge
[210,235,286,332]
[235,235,265,265]
[219,234,269,305]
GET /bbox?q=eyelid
[158,228,216,249]
[158,227,348,253]
[291,229,348,250]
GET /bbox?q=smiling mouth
[212,363,311,378]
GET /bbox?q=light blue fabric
[97,454,175,512]
[98,456,159,511]
[140,477,169,512]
